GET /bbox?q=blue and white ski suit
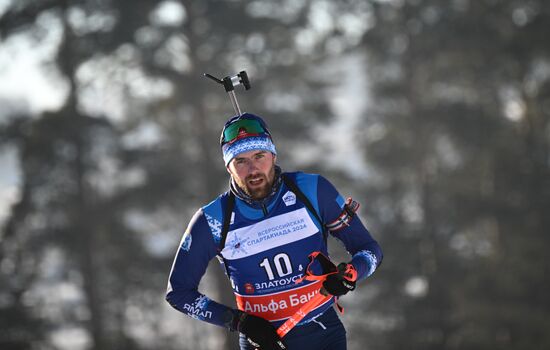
[166,172,383,346]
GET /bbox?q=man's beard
[236,164,276,200]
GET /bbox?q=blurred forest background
[0,0,549,349]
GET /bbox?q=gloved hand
[234,311,286,349]
[322,262,357,296]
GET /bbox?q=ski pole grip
[342,263,357,282]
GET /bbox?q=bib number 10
[259,253,293,280]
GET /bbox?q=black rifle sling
[219,191,235,252]
[281,174,327,240]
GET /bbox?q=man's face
[227,150,277,200]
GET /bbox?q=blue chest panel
[203,174,333,323]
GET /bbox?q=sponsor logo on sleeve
[183,295,213,320]
[181,232,192,251]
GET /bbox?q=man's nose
[247,160,259,172]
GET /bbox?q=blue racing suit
[166,171,383,348]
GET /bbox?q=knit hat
[220,113,277,166]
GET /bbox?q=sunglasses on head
[221,119,269,145]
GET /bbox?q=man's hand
[235,311,287,349]
[322,262,357,296]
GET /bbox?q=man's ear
[226,163,233,175]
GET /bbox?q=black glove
[233,310,286,350]
[322,262,357,296]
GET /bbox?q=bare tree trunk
[75,149,105,350]
[58,1,106,345]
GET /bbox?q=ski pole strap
[277,292,331,338]
[294,251,338,284]
[276,252,357,338]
